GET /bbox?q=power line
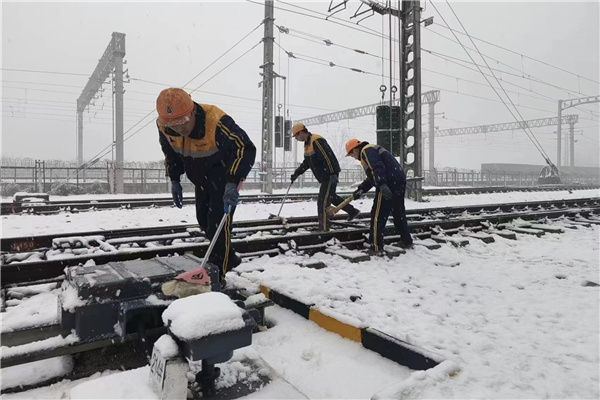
[1,67,89,77]
[192,41,261,93]
[433,1,551,164]
[2,86,81,95]
[183,21,264,91]
[129,78,341,112]
[428,23,600,85]
[275,39,590,121]
[2,80,86,89]
[275,22,599,120]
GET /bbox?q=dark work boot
[347,208,361,221]
[228,252,242,270]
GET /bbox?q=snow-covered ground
[1,188,599,399]
[2,188,598,237]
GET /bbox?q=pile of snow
[1,356,73,391]
[153,334,180,359]
[69,367,158,400]
[162,292,246,340]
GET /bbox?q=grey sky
[2,1,599,171]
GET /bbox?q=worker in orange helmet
[290,123,360,231]
[346,139,413,254]
[156,88,256,284]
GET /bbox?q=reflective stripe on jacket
[159,102,256,186]
[293,134,340,183]
[357,143,407,195]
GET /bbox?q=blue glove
[171,181,183,208]
[223,182,239,211]
[329,175,338,185]
[379,184,393,200]
[353,189,363,200]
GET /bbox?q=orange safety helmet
[345,139,362,156]
[291,122,307,137]
[156,88,195,126]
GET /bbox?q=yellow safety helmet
[292,122,307,137]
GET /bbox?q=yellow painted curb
[309,308,362,343]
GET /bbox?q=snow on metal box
[175,312,256,363]
[68,255,203,301]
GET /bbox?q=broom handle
[276,182,293,217]
[199,180,244,270]
[329,194,354,215]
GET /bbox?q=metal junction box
[59,254,219,342]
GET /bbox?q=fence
[1,160,598,195]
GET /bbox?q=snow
[69,367,159,400]
[1,188,598,399]
[0,371,120,400]
[0,356,73,390]
[235,222,600,399]
[2,188,597,238]
[154,334,180,359]
[1,289,60,332]
[1,334,79,358]
[59,282,87,312]
[162,292,246,341]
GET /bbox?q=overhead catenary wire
[279,28,576,110]
[274,39,593,122]
[182,20,264,92]
[254,0,595,103]
[275,22,599,120]
[0,67,90,77]
[428,22,600,85]
[431,1,552,165]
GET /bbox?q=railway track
[2,197,599,288]
[1,196,599,394]
[2,184,596,214]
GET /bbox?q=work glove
[379,184,393,200]
[171,181,183,208]
[223,182,239,211]
[353,189,363,200]
[329,175,338,185]
[290,172,299,183]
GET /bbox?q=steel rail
[2,197,598,253]
[2,185,597,214]
[2,199,598,287]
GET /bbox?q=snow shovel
[268,182,293,225]
[326,194,354,218]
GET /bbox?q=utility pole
[113,39,125,193]
[569,121,575,167]
[557,100,562,169]
[428,103,435,172]
[260,0,275,194]
[556,95,599,168]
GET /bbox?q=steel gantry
[77,32,126,193]
[295,91,439,127]
[435,114,579,137]
[557,95,599,168]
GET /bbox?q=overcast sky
[2,1,599,171]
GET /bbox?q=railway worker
[156,88,256,284]
[345,139,413,254]
[290,123,360,231]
